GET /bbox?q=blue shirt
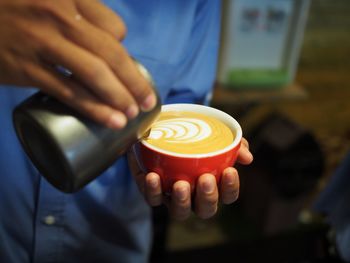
[0,1,221,262]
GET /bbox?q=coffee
[143,111,235,154]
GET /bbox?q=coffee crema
[143,111,235,154]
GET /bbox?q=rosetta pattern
[148,118,211,144]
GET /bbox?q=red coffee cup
[139,103,242,194]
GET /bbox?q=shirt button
[43,215,56,225]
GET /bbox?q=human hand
[128,138,253,221]
[0,0,156,129]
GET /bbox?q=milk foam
[144,111,234,155]
[148,118,212,143]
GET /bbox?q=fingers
[24,0,156,126]
[127,149,163,207]
[145,173,162,207]
[170,181,191,221]
[41,32,139,123]
[194,174,219,219]
[76,0,127,40]
[64,18,157,113]
[63,82,128,129]
[220,167,240,204]
[237,137,253,165]
[22,60,127,129]
[142,170,239,220]
[143,172,193,217]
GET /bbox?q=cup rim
[140,103,242,158]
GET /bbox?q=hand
[0,0,156,129]
[128,138,253,221]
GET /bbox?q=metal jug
[13,62,161,193]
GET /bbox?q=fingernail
[141,94,157,112]
[126,104,139,119]
[175,187,188,201]
[203,180,215,194]
[107,113,127,129]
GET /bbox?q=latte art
[148,118,211,143]
[144,111,234,154]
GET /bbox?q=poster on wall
[217,0,310,89]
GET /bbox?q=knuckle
[173,195,189,207]
[205,197,218,208]
[114,17,127,39]
[31,1,60,16]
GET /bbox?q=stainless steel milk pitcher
[12,62,161,193]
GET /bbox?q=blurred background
[151,0,350,262]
